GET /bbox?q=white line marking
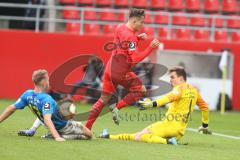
[187,128,240,140]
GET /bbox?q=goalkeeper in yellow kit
[100,67,212,145]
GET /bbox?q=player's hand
[150,39,161,49]
[198,126,212,135]
[137,33,147,40]
[55,137,66,142]
[138,98,153,109]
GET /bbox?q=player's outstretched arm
[131,39,161,63]
[196,92,212,135]
[0,105,16,123]
[138,95,171,109]
[43,114,65,142]
[138,88,181,109]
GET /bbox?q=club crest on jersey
[44,103,50,110]
[129,42,136,51]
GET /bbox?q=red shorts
[102,71,143,95]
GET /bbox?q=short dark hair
[129,8,145,19]
[169,66,187,81]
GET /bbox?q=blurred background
[0,0,239,112]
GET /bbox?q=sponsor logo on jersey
[129,42,136,51]
[44,103,50,110]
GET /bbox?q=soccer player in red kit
[85,8,161,130]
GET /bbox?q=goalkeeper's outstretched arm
[196,92,212,134]
[139,88,182,109]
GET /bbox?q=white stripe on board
[187,128,240,140]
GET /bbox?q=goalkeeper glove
[198,124,212,135]
[138,98,157,109]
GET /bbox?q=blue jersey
[14,90,67,130]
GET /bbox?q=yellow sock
[140,134,167,144]
[110,134,135,141]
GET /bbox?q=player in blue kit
[0,69,92,142]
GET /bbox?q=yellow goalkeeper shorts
[146,121,183,140]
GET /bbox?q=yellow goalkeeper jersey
[155,82,209,135]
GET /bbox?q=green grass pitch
[0,99,240,160]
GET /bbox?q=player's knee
[83,126,93,139]
[141,86,147,96]
[134,129,150,141]
[134,132,142,141]
[87,131,93,139]
[133,86,147,97]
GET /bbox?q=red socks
[86,92,144,130]
[85,99,105,130]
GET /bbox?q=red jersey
[105,24,154,77]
